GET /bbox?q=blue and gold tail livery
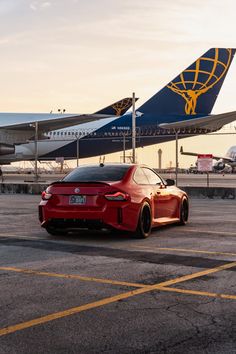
[95,97,138,116]
[139,48,236,116]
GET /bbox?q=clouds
[30,1,52,11]
[0,0,21,15]
[0,0,52,16]
[0,0,236,115]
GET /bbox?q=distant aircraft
[0,97,135,162]
[1,48,236,164]
[180,146,236,172]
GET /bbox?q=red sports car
[39,164,189,238]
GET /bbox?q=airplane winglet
[95,97,139,116]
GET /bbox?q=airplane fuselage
[0,48,236,164]
[0,113,210,164]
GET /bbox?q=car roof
[73,163,150,169]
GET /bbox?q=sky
[1,0,236,168]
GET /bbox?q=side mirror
[165,178,175,186]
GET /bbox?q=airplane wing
[0,96,136,134]
[159,111,236,131]
[0,113,114,133]
[180,146,234,162]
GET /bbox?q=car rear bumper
[39,203,139,232]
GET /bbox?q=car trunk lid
[47,182,119,210]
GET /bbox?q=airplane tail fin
[139,48,236,116]
[95,97,138,116]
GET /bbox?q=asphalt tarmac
[0,195,236,353]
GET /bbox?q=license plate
[69,195,86,205]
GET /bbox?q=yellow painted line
[1,261,236,337]
[159,286,236,300]
[182,229,236,237]
[153,261,236,288]
[0,286,155,337]
[193,210,236,215]
[0,234,41,240]
[134,245,236,257]
[0,267,147,289]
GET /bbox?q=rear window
[62,165,130,182]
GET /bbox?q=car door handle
[156,191,161,195]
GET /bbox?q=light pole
[132,92,136,163]
[175,129,179,186]
[76,132,79,167]
[34,121,39,182]
[123,132,126,163]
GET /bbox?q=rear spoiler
[50,181,111,186]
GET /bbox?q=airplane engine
[0,144,15,155]
[213,161,225,171]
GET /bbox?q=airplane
[0,97,135,163]
[180,145,236,172]
[1,48,236,164]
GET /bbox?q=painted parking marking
[0,267,147,289]
[154,261,236,287]
[0,286,155,337]
[159,286,236,300]
[133,246,236,257]
[0,234,42,240]
[179,229,236,237]
[1,286,235,338]
[1,261,236,337]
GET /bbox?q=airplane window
[57,132,60,135]
[53,132,56,135]
[68,132,71,135]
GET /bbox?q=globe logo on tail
[167,48,233,115]
[112,98,133,116]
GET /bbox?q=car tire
[45,226,67,236]
[135,202,152,238]
[179,198,189,225]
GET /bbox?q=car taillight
[41,190,52,200]
[105,191,129,201]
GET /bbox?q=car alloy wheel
[179,198,189,225]
[136,202,152,238]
